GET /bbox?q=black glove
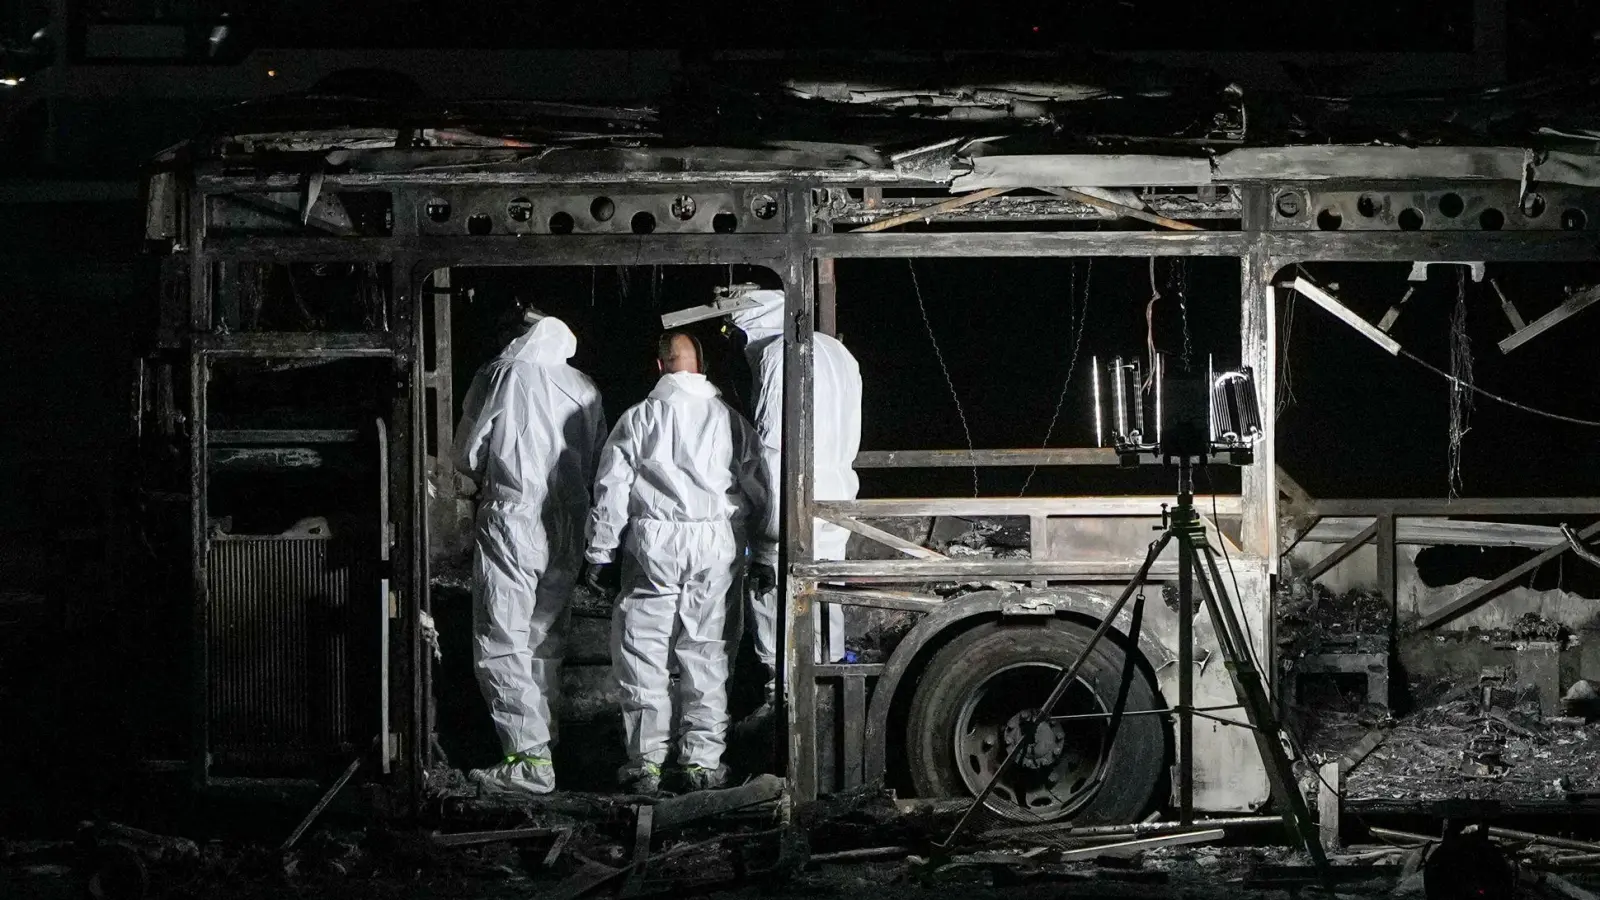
[748,563,776,595]
[584,562,619,596]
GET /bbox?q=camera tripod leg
[1186,540,1330,875]
[938,530,1174,847]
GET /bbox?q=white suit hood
[501,316,579,366]
[453,314,607,510]
[726,290,785,338]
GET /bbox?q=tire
[905,619,1168,825]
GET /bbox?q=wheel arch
[863,585,1174,788]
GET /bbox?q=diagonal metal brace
[1561,523,1600,570]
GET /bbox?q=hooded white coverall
[454,316,607,788]
[586,371,775,777]
[730,291,863,668]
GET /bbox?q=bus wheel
[905,618,1168,825]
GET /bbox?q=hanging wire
[590,267,597,307]
[1142,257,1161,390]
[1447,268,1474,498]
[1019,258,1092,496]
[1399,348,1600,427]
[615,265,630,306]
[1276,282,1298,419]
[907,260,979,497]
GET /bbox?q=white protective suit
[586,371,775,778]
[453,316,608,789]
[730,291,863,667]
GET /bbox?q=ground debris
[1276,583,1390,657]
[1320,675,1600,803]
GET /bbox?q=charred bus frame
[146,146,1600,816]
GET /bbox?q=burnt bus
[129,96,1600,824]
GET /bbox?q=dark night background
[2,0,1599,844]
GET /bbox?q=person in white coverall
[584,332,776,795]
[453,307,608,795]
[728,290,863,697]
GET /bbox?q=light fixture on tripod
[945,348,1329,882]
[1091,353,1263,466]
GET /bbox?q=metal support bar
[841,676,866,789]
[811,230,1249,258]
[195,333,396,357]
[807,587,941,613]
[783,187,819,804]
[814,512,945,560]
[816,252,837,337]
[1562,524,1600,570]
[1319,761,1343,851]
[793,559,1184,580]
[1377,286,1416,333]
[1302,518,1378,582]
[1497,283,1600,353]
[429,267,455,477]
[1291,276,1402,356]
[209,429,361,444]
[1490,278,1526,331]
[1240,208,1278,567]
[1310,497,1600,516]
[819,496,1241,517]
[1376,515,1397,625]
[1417,519,1600,629]
[853,448,1118,467]
[1179,522,1195,823]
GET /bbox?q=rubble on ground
[1303,674,1600,804]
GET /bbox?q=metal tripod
[942,460,1328,875]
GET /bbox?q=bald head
[657,331,702,375]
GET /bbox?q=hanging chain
[1447,267,1475,497]
[1168,257,1192,371]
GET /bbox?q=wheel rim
[951,661,1110,821]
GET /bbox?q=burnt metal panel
[1267,184,1600,232]
[206,534,378,772]
[411,187,787,236]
